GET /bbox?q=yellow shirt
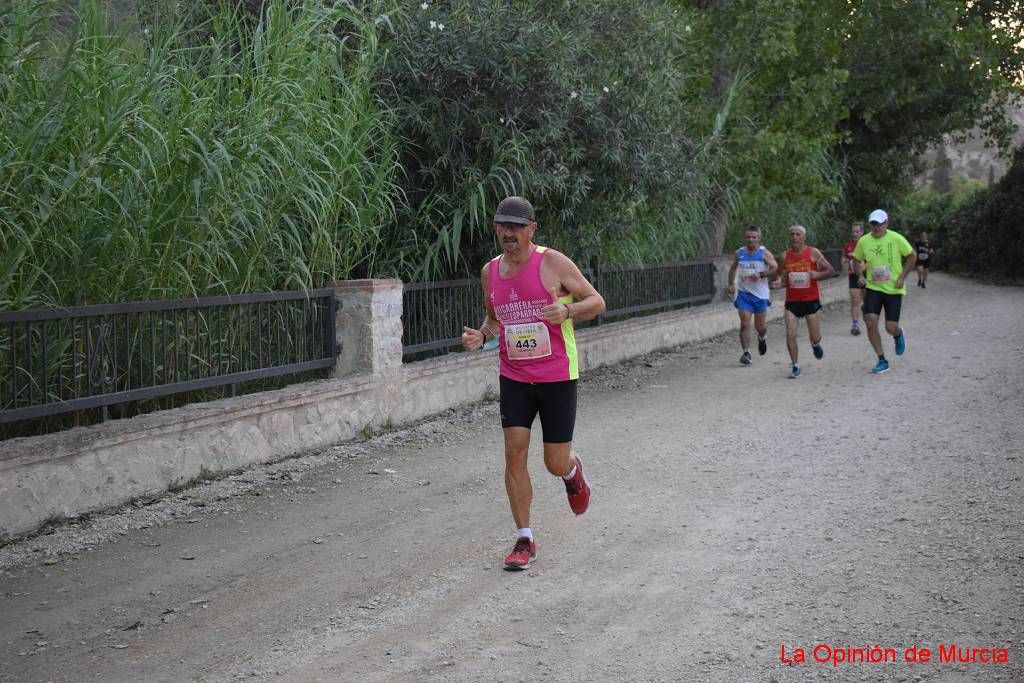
[852,230,913,294]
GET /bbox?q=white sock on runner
[563,465,577,481]
[517,528,533,541]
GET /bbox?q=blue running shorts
[735,290,770,314]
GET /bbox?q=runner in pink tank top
[461,196,605,570]
[488,245,577,383]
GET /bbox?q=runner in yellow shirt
[852,209,917,374]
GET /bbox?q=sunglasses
[869,221,885,227]
[495,222,530,230]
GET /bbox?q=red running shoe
[564,455,590,515]
[504,536,537,570]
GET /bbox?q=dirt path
[2,272,1022,682]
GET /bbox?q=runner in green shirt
[852,209,917,374]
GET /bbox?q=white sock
[562,465,577,481]
[517,528,533,541]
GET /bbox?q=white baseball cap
[868,209,888,224]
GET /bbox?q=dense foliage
[675,0,851,254]
[1,0,1021,308]
[835,0,1024,215]
[376,0,710,277]
[899,145,1024,281]
[1,0,400,308]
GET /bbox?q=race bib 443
[505,322,553,360]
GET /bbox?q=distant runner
[462,196,606,570]
[842,222,865,335]
[915,232,933,288]
[726,225,778,365]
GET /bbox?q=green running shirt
[853,230,913,295]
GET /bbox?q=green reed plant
[0,0,401,310]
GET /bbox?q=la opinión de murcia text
[779,643,1010,667]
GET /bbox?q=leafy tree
[675,0,852,254]
[677,0,1022,252]
[933,144,1024,280]
[376,0,708,278]
[836,0,1024,213]
[931,146,952,194]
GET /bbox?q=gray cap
[493,196,535,225]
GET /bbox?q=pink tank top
[488,246,579,383]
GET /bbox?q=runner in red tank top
[777,224,835,378]
[841,221,865,336]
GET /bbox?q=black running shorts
[784,300,822,318]
[848,274,865,290]
[862,288,903,321]
[499,375,578,444]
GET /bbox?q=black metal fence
[0,290,337,425]
[402,278,483,357]
[3,251,840,428]
[589,259,716,321]
[402,259,716,360]
[821,248,843,276]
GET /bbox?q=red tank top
[783,246,821,302]
[843,240,858,274]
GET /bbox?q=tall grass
[0,0,401,310]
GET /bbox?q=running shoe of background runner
[813,343,824,360]
[740,351,752,365]
[895,331,906,356]
[504,537,537,570]
[564,456,590,515]
[872,358,890,374]
[788,365,801,379]
[758,337,768,355]
[850,323,860,336]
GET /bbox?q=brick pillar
[329,279,403,378]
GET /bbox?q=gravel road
[1,272,1022,682]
